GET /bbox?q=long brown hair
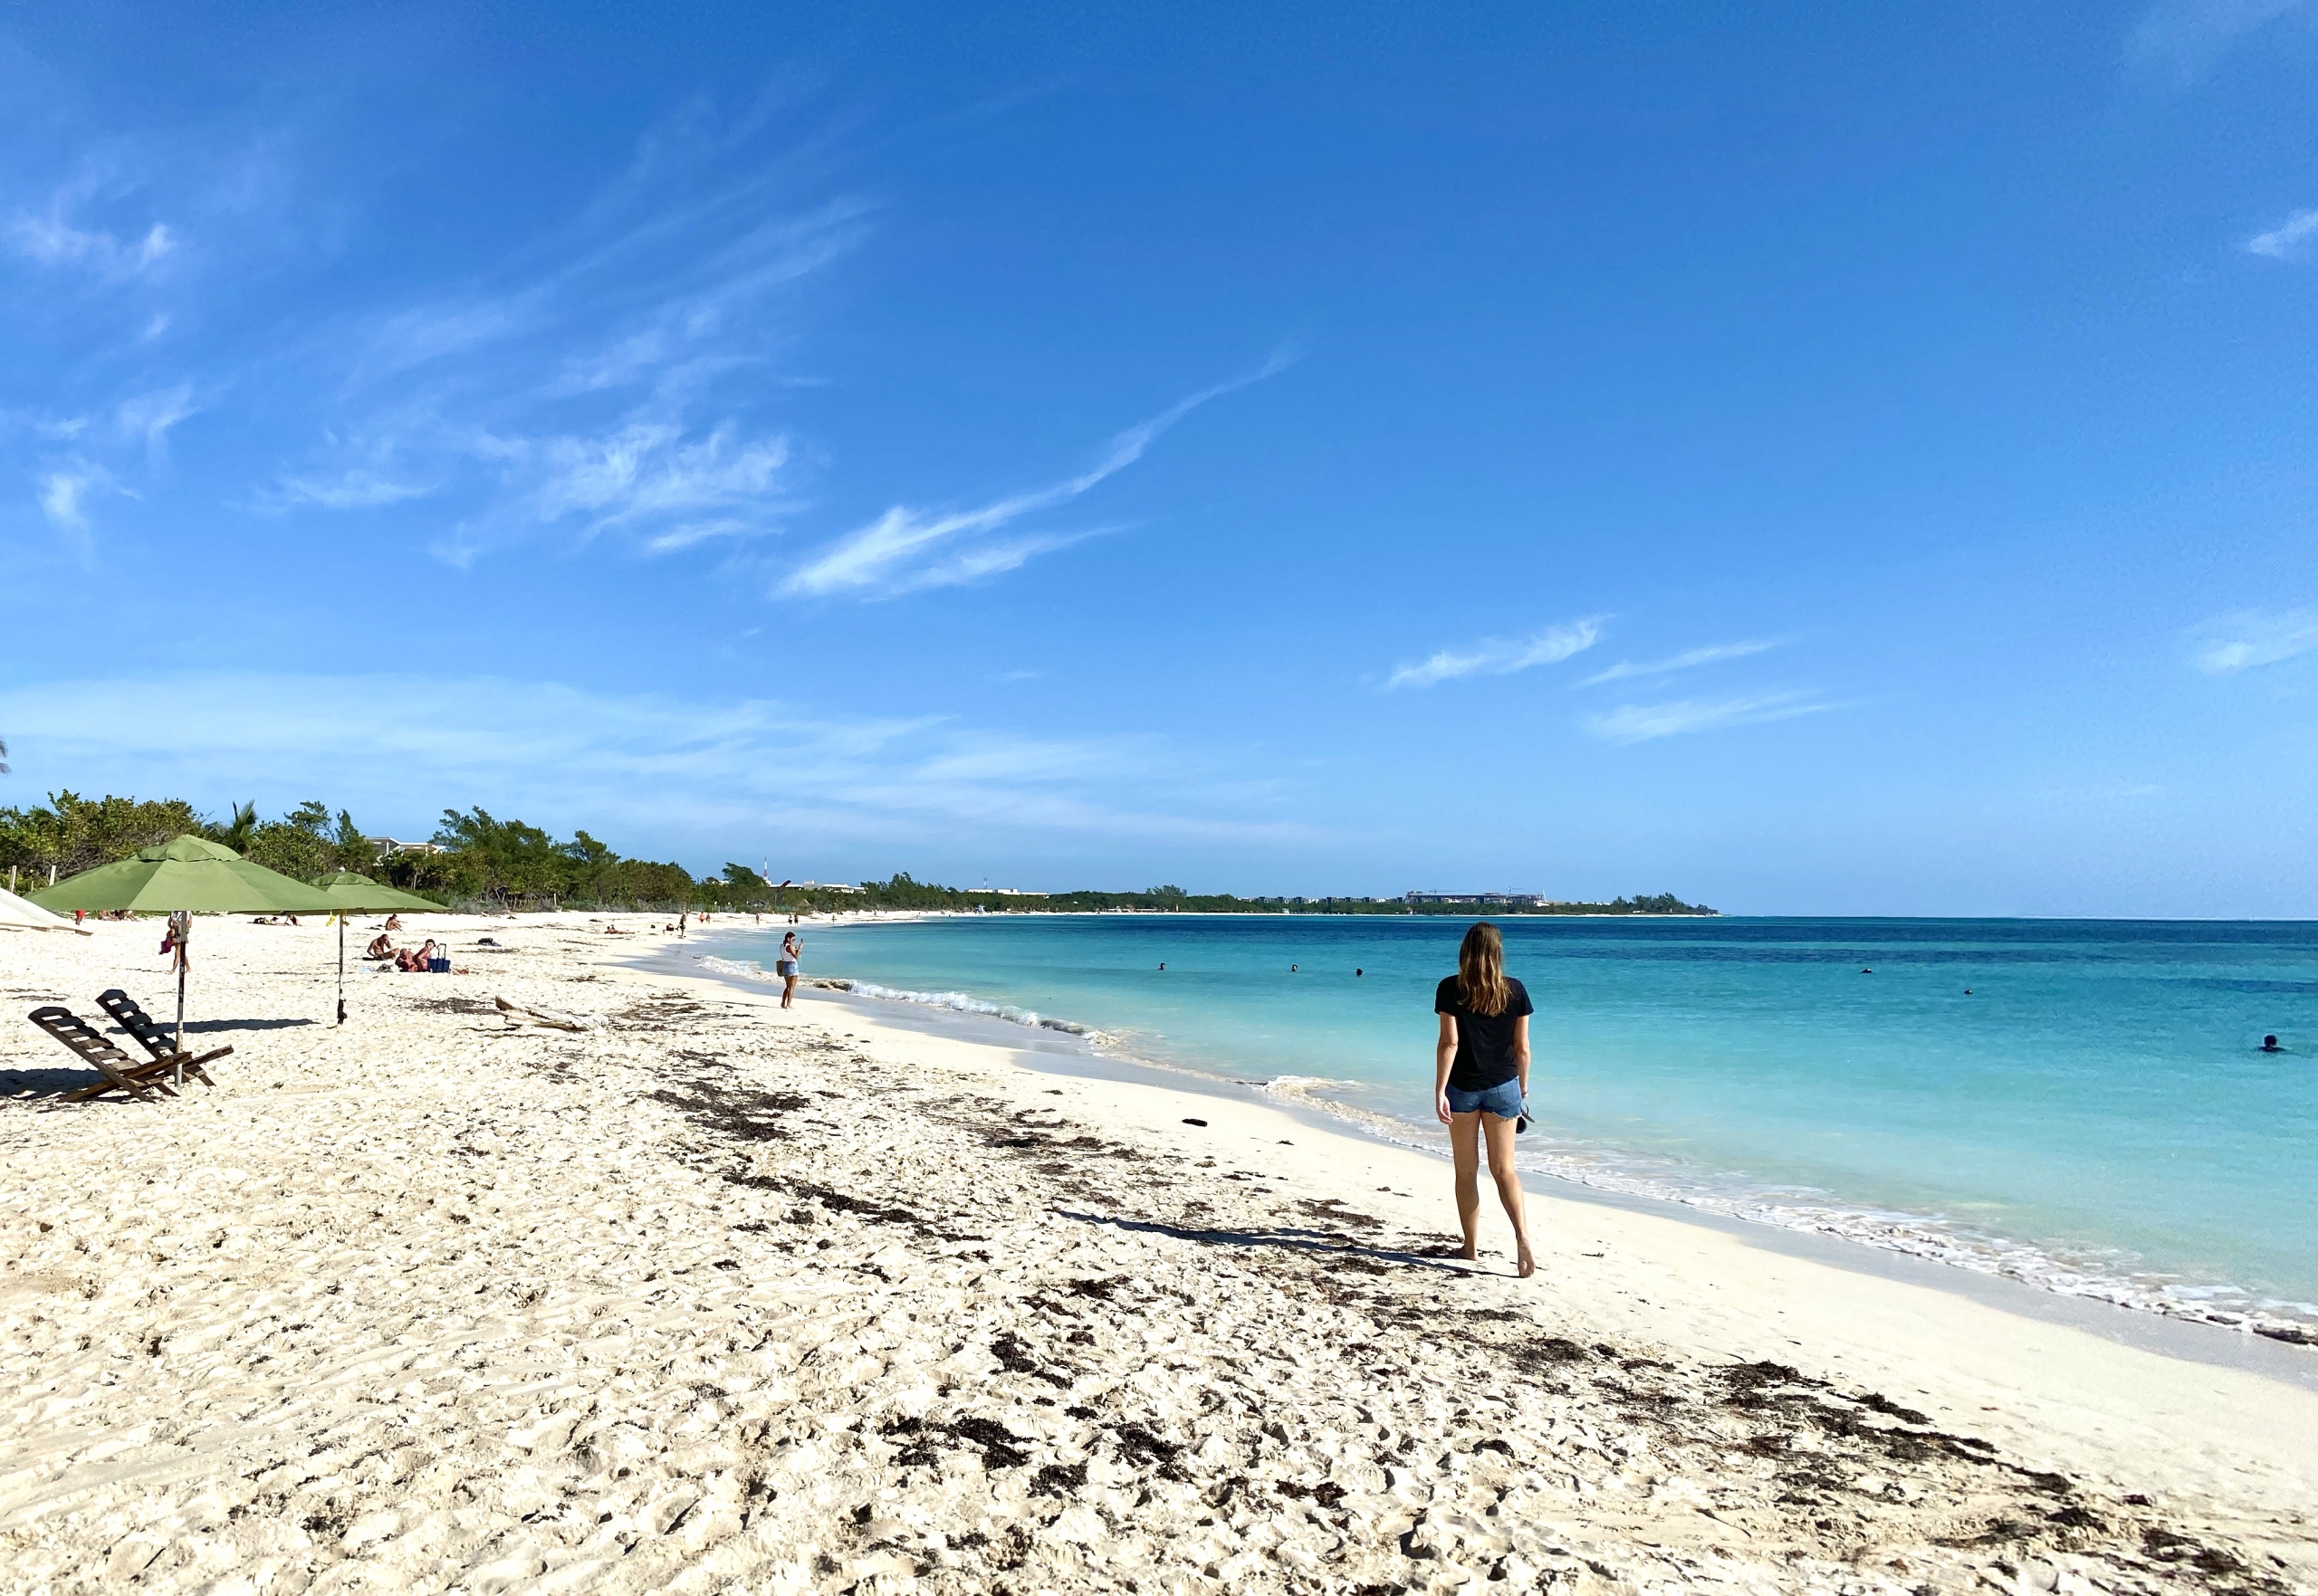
[1457,922,1510,1017]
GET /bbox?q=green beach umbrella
[308,872,445,1025]
[308,871,445,912]
[32,836,340,915]
[34,836,341,1077]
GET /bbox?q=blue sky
[3,1,2315,914]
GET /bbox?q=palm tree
[206,800,258,853]
[0,736,8,775]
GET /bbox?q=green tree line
[0,788,1715,915]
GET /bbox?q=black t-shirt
[1434,975,1534,1091]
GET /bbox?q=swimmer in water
[2262,1034,2283,1053]
[1355,968,1364,977]
[1157,962,1165,971]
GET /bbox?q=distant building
[1404,891,1545,906]
[366,836,445,859]
[792,881,866,894]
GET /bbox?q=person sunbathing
[383,914,403,932]
[366,933,394,960]
[394,941,437,972]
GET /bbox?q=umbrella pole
[173,913,188,1088]
[337,915,347,1026]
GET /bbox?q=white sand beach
[3,915,2312,1593]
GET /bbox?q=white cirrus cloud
[2188,607,2318,674]
[0,670,1320,858]
[115,384,201,464]
[33,461,129,564]
[353,301,529,385]
[259,103,866,567]
[2128,0,2312,81]
[39,469,96,534]
[781,356,1291,599]
[2246,208,2318,260]
[1384,618,1604,690]
[1583,690,1834,744]
[268,470,439,511]
[514,420,790,546]
[1577,636,1784,688]
[9,209,177,278]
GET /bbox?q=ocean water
[686,914,2318,1333]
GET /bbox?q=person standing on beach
[777,930,802,1009]
[1434,922,1537,1277]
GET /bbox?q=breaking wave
[689,956,1110,1041]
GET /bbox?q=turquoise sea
[685,914,2318,1333]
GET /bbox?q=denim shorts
[776,960,798,977]
[1445,1079,1526,1119]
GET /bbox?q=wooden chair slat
[95,989,178,1062]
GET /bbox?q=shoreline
[667,930,2318,1357]
[5,913,2313,1591]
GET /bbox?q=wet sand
[3,914,2311,1592]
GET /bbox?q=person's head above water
[2263,1035,2282,1051]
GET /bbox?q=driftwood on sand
[493,993,597,1032]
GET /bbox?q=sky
[2,1,2315,916]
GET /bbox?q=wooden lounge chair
[25,1007,232,1102]
[28,1008,180,1102]
[96,989,234,1084]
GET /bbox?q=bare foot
[1461,1244,1479,1263]
[1517,1241,1536,1278]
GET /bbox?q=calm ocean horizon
[681,913,2318,1336]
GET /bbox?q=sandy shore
[3,914,2312,1594]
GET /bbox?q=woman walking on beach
[777,930,802,1009]
[1435,922,1537,1277]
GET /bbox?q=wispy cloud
[116,384,199,464]
[258,104,867,564]
[1583,690,1834,743]
[2189,607,2318,674]
[781,358,1289,598]
[9,211,176,277]
[513,421,790,545]
[33,460,126,563]
[269,470,438,511]
[2246,208,2318,260]
[354,301,526,384]
[0,410,90,443]
[1577,637,1784,688]
[2128,0,2312,81]
[1384,618,1604,690]
[0,671,1317,856]
[39,468,94,534]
